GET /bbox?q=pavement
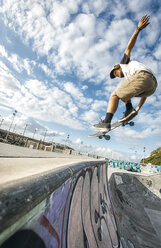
[0,142,101,187]
[0,142,85,158]
[0,142,153,187]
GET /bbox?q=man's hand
[138,15,150,30]
[135,106,140,112]
[124,15,150,58]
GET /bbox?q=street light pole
[65,134,70,150]
[79,141,83,153]
[0,118,4,129]
[51,134,56,143]
[23,124,28,136]
[33,128,38,139]
[13,123,16,133]
[143,147,146,164]
[43,129,47,142]
[51,134,56,150]
[5,110,17,140]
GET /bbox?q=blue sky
[0,0,161,161]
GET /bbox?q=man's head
[110,64,124,79]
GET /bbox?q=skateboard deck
[89,113,137,140]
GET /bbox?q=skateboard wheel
[129,121,134,126]
[105,135,110,140]
[99,136,103,139]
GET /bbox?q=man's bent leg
[93,92,119,130]
[104,92,119,123]
[120,99,137,121]
[107,92,119,114]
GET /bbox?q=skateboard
[89,114,137,140]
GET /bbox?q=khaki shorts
[114,71,157,102]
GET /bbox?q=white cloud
[127,0,152,14]
[154,39,161,60]
[0,61,9,71]
[0,1,126,82]
[0,44,35,75]
[82,0,109,16]
[144,16,161,47]
[20,81,83,128]
[112,110,161,143]
[91,100,107,111]
[2,0,158,90]
[137,111,161,130]
[2,113,65,141]
[30,3,45,18]
[64,82,82,98]
[38,63,55,78]
[81,85,88,90]
[0,68,21,96]
[49,2,70,27]
[0,45,8,57]
[8,53,22,73]
[0,0,161,152]
[93,147,127,160]
[0,67,90,130]
[74,138,83,145]
[105,18,135,52]
[64,81,92,109]
[81,110,99,123]
[24,80,48,98]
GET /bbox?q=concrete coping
[0,160,107,235]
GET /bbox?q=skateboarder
[94,15,157,130]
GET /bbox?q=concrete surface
[0,143,144,188]
[1,143,161,248]
[0,142,88,158]
[0,143,99,187]
[109,172,161,247]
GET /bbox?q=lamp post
[33,128,38,139]
[51,134,56,151]
[143,147,146,164]
[5,110,17,140]
[51,133,56,143]
[0,118,4,128]
[23,124,28,136]
[43,129,47,142]
[13,123,16,133]
[65,134,70,150]
[79,141,83,153]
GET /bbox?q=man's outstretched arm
[125,15,150,58]
[136,97,147,112]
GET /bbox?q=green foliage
[141,147,161,165]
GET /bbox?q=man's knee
[121,98,132,104]
[111,90,118,98]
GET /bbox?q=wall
[1,161,161,248]
[0,161,120,248]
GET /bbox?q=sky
[0,0,161,162]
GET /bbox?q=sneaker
[93,120,111,130]
[120,108,137,122]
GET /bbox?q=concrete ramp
[0,161,119,248]
[0,147,161,247]
[109,173,161,247]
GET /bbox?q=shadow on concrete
[109,172,161,247]
[1,230,46,248]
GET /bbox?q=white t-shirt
[120,60,154,79]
